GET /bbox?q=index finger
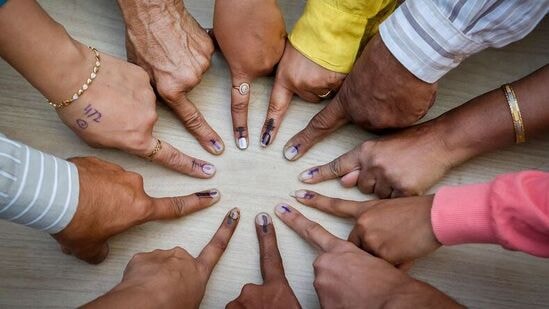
[231,74,252,150]
[298,145,361,184]
[254,212,286,282]
[260,78,293,147]
[283,97,348,161]
[274,203,343,252]
[148,138,216,178]
[197,207,240,277]
[167,95,225,155]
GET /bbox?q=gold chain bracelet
[501,84,526,144]
[47,46,101,109]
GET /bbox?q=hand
[294,119,455,198]
[213,0,285,150]
[83,208,240,308]
[291,190,441,265]
[260,42,346,147]
[274,204,462,308]
[227,213,301,309]
[118,0,224,155]
[57,44,216,178]
[52,156,222,264]
[283,33,437,161]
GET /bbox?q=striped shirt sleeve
[0,133,79,234]
[379,0,549,83]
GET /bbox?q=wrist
[429,114,479,169]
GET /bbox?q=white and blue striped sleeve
[0,133,79,234]
[379,0,549,83]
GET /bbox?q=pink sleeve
[431,171,549,257]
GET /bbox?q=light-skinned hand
[118,0,223,155]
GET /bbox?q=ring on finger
[146,139,162,161]
[318,89,333,99]
[233,82,250,96]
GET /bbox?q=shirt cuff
[431,183,497,245]
[379,0,483,83]
[289,0,371,73]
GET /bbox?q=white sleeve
[0,134,79,234]
[379,0,549,83]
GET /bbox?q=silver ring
[318,90,333,99]
[233,82,250,95]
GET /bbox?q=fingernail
[237,137,248,150]
[261,132,271,147]
[284,144,300,160]
[291,189,314,199]
[275,203,292,215]
[210,139,224,154]
[227,207,240,225]
[299,167,319,182]
[261,118,275,147]
[195,189,219,199]
[255,212,272,233]
[235,127,248,150]
[202,164,216,175]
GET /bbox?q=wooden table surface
[0,1,548,308]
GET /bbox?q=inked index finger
[197,207,240,278]
[274,203,343,252]
[254,212,286,282]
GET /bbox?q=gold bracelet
[501,84,526,144]
[47,46,101,109]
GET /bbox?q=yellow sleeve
[288,0,396,73]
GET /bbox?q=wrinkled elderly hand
[213,0,285,150]
[83,208,240,308]
[283,33,437,161]
[292,191,441,265]
[274,204,462,309]
[227,213,301,309]
[53,156,221,264]
[294,119,454,198]
[118,0,223,155]
[260,42,346,148]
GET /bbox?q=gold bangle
[501,84,526,144]
[47,46,101,109]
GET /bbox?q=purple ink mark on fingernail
[76,119,88,129]
[261,118,275,147]
[281,205,291,213]
[195,190,218,198]
[261,214,268,233]
[210,139,223,152]
[308,167,319,176]
[226,209,240,225]
[304,192,315,199]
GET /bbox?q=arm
[433,171,549,257]
[289,0,396,74]
[380,0,549,83]
[0,133,78,234]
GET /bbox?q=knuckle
[169,197,188,216]
[267,102,285,115]
[211,237,228,252]
[231,100,249,114]
[310,112,333,132]
[327,159,342,177]
[304,223,323,241]
[181,110,205,131]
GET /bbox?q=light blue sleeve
[0,133,80,234]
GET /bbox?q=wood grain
[0,1,548,308]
